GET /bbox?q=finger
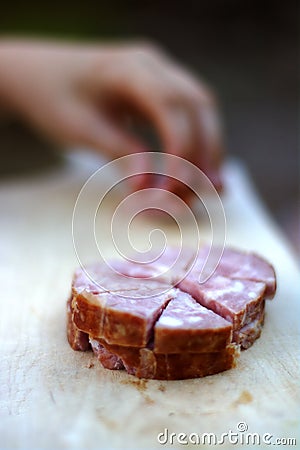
[63,104,147,156]
[115,85,196,195]
[160,62,224,190]
[45,99,156,192]
[143,106,196,198]
[108,69,222,195]
[158,102,224,196]
[191,103,224,191]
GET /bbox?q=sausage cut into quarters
[67,296,90,351]
[67,245,276,379]
[153,290,232,353]
[73,286,175,347]
[90,338,239,380]
[213,248,276,298]
[194,245,277,298]
[178,275,266,329]
[71,264,176,347]
[233,301,265,349]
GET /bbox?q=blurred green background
[0,0,298,249]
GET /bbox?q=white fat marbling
[204,280,245,299]
[159,316,183,327]
[188,316,203,323]
[231,280,244,292]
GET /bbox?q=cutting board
[0,153,299,449]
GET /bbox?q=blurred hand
[0,40,223,193]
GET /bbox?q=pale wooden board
[0,153,299,449]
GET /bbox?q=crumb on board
[232,390,253,406]
[121,378,148,391]
[86,360,95,369]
